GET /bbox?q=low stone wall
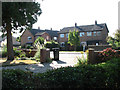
[22,49,37,57]
[88,48,120,64]
[88,45,112,51]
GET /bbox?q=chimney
[51,28,52,31]
[95,20,97,25]
[38,27,40,30]
[75,23,77,27]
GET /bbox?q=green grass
[0,59,39,67]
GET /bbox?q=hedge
[2,57,120,89]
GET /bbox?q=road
[50,52,87,66]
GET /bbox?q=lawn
[0,59,39,67]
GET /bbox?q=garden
[1,47,120,89]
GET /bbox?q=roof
[59,23,108,33]
[29,29,59,37]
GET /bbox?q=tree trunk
[6,25,14,60]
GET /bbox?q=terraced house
[21,28,59,47]
[58,21,109,47]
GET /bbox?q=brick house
[58,21,109,48]
[21,29,59,46]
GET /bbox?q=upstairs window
[87,32,92,36]
[80,32,85,37]
[66,33,68,38]
[60,34,64,38]
[28,36,32,40]
[93,31,97,36]
[97,31,101,36]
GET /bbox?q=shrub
[98,48,117,61]
[45,40,59,50]
[34,49,40,61]
[1,46,7,57]
[2,58,120,89]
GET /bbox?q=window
[54,37,57,40]
[80,32,85,37]
[97,31,101,36]
[93,31,97,36]
[66,33,68,38]
[60,34,64,38]
[60,42,65,47]
[46,36,49,40]
[87,32,92,36]
[28,36,32,40]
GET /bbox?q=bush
[1,46,7,57]
[34,49,40,61]
[45,40,59,51]
[98,48,118,61]
[2,58,120,89]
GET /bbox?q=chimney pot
[95,20,97,25]
[38,27,40,30]
[75,23,77,27]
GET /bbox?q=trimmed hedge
[44,41,59,51]
[2,58,120,89]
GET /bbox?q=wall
[88,45,112,51]
[21,30,34,46]
[88,48,120,64]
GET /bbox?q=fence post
[88,48,95,64]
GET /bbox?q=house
[58,21,109,48]
[21,28,59,47]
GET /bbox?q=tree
[34,37,44,49]
[107,29,120,48]
[68,30,80,51]
[2,2,41,60]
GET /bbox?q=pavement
[0,52,87,73]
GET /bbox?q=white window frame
[60,34,64,38]
[66,33,68,38]
[28,36,32,40]
[87,32,92,36]
[97,31,101,36]
[93,31,97,36]
[80,32,85,37]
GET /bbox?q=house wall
[35,32,51,42]
[58,29,108,45]
[21,30,34,46]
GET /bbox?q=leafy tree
[2,2,41,60]
[34,37,44,49]
[107,29,120,48]
[68,30,80,51]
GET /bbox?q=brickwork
[21,30,34,46]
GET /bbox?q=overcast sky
[33,0,119,37]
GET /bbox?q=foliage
[1,46,24,58]
[76,55,88,65]
[34,37,44,49]
[2,2,41,60]
[98,48,118,61]
[34,49,40,62]
[45,40,59,50]
[2,58,120,89]
[68,30,80,51]
[107,29,120,48]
